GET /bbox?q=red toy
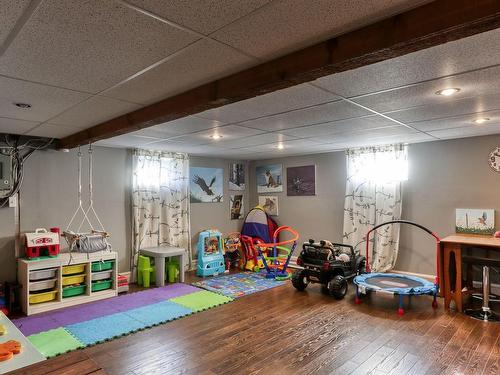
[25,228,60,259]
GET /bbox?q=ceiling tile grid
[0,0,31,45]
[350,65,500,114]
[0,0,199,93]
[0,116,38,135]
[132,116,225,139]
[384,92,500,124]
[196,83,339,123]
[125,0,272,36]
[210,0,432,60]
[314,28,500,98]
[25,123,86,138]
[102,38,255,106]
[49,96,141,129]
[0,75,91,123]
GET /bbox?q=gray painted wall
[0,146,131,281]
[249,152,346,243]
[0,135,498,282]
[189,156,249,255]
[250,134,500,276]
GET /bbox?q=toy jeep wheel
[292,270,308,291]
[357,260,366,275]
[327,275,348,299]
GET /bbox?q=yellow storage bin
[29,290,57,304]
[62,274,86,286]
[62,264,86,275]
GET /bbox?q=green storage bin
[92,279,112,292]
[62,284,86,298]
[91,261,114,272]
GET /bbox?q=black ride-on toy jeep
[292,239,366,299]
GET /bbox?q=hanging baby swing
[63,144,111,254]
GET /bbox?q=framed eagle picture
[190,167,223,203]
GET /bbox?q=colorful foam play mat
[192,271,286,298]
[13,284,232,358]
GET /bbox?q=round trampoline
[353,220,440,315]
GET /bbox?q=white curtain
[343,144,407,272]
[131,149,191,280]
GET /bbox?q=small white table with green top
[140,246,186,286]
[0,311,45,373]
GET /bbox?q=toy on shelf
[25,228,60,259]
[117,273,129,293]
[253,226,299,280]
[197,229,225,277]
[223,232,243,271]
[0,340,21,362]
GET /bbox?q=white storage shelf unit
[18,251,118,316]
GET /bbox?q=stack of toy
[117,273,129,293]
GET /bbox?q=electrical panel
[0,154,12,193]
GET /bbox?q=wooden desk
[440,235,500,312]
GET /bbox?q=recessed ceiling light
[473,117,490,124]
[13,102,32,109]
[210,134,222,140]
[435,88,460,96]
[276,143,284,150]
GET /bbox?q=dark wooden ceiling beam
[59,0,500,149]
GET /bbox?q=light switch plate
[8,195,17,208]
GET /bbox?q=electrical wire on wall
[0,134,54,208]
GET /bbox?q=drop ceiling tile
[385,92,500,123]
[352,65,500,113]
[133,116,225,138]
[197,83,339,123]
[0,0,30,45]
[96,134,165,148]
[429,124,500,140]
[103,39,255,105]
[221,132,295,149]
[408,110,500,132]
[25,124,86,139]
[306,125,416,143]
[127,0,271,35]
[212,0,431,60]
[251,138,323,152]
[238,99,372,131]
[170,125,265,146]
[0,0,198,93]
[0,117,38,135]
[314,28,500,98]
[49,96,141,128]
[281,115,395,137]
[0,76,91,122]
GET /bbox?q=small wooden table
[440,235,500,312]
[140,246,186,286]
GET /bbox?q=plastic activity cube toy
[196,229,225,277]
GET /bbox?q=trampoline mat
[354,272,437,295]
[366,276,424,289]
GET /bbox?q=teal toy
[196,229,225,277]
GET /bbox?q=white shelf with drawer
[18,251,118,316]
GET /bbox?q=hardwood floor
[20,272,500,375]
